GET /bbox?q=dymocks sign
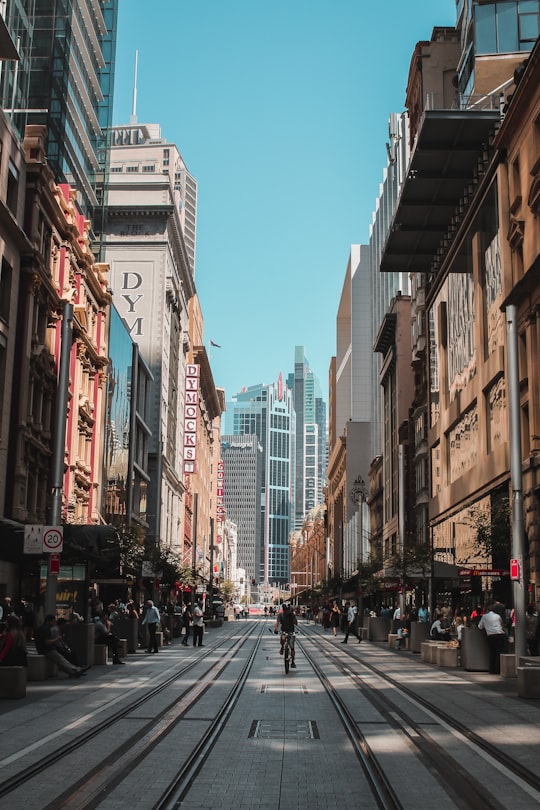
[184,364,200,474]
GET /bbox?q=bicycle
[282,631,296,673]
[270,628,296,673]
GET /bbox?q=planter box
[410,622,431,653]
[367,617,391,641]
[62,622,95,667]
[461,626,490,672]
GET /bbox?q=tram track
[0,624,259,805]
[298,629,540,808]
[298,633,402,810]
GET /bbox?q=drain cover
[248,720,319,739]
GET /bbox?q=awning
[0,18,19,61]
[433,560,461,579]
[380,109,500,274]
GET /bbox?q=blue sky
[112,0,456,401]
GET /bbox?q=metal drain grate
[248,720,320,740]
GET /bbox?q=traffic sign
[510,558,520,581]
[42,526,63,553]
[24,525,43,554]
[49,554,60,575]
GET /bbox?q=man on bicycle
[274,603,297,668]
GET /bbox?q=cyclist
[274,603,298,668]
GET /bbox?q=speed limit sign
[42,526,63,553]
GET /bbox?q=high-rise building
[104,122,197,554]
[288,346,327,530]
[226,376,295,585]
[0,1,119,237]
[221,435,263,584]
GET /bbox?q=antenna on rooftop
[130,49,138,125]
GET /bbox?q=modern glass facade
[288,346,327,529]
[221,434,263,583]
[0,0,119,235]
[226,378,295,584]
[456,1,540,99]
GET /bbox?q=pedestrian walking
[142,599,161,654]
[192,601,204,647]
[330,601,341,637]
[341,601,358,643]
[181,603,192,646]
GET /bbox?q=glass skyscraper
[225,376,295,585]
[0,1,119,241]
[288,346,327,530]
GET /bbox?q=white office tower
[221,435,263,586]
[334,112,411,471]
[104,122,197,552]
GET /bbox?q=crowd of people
[0,594,214,677]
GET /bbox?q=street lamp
[350,475,368,567]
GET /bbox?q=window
[126,165,138,173]
[475,2,539,55]
[6,159,18,215]
[0,258,12,322]
[142,165,155,173]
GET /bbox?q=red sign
[510,559,520,581]
[49,554,60,575]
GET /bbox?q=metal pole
[45,302,73,616]
[208,517,214,608]
[191,493,198,608]
[398,444,406,615]
[506,305,527,661]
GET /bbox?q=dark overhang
[0,18,19,61]
[380,109,500,274]
[373,312,396,355]
[192,346,223,421]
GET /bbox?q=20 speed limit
[43,527,63,552]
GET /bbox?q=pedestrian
[192,601,204,647]
[417,604,428,623]
[470,604,484,626]
[478,605,506,674]
[94,612,126,665]
[525,605,538,656]
[35,615,88,678]
[341,601,358,644]
[181,603,192,646]
[0,596,14,621]
[330,601,341,637]
[322,605,330,630]
[430,617,451,641]
[142,599,161,654]
[0,615,27,666]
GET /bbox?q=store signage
[216,460,225,519]
[183,364,200,474]
[458,568,509,576]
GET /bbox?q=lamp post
[350,475,368,616]
[350,475,368,566]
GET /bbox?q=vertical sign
[216,460,225,521]
[184,364,200,473]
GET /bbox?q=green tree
[462,495,510,566]
[220,580,235,602]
